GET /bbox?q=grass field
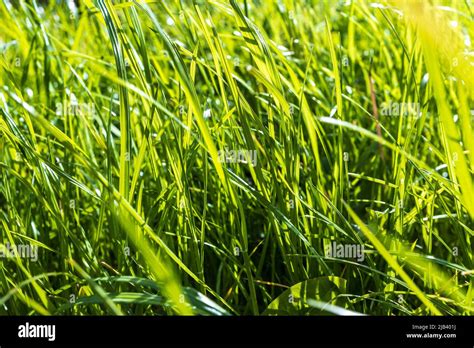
[0,0,473,316]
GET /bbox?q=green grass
[0,0,473,316]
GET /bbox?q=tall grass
[0,0,472,315]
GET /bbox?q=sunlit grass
[0,0,472,315]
